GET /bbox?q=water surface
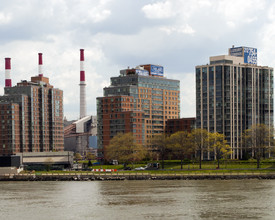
[0,180,275,220]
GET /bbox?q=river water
[0,180,275,220]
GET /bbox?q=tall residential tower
[196,46,273,159]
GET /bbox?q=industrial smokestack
[5,58,12,87]
[79,49,86,119]
[38,53,43,77]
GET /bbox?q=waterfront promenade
[1,172,275,181]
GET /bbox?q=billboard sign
[136,69,149,76]
[243,47,257,64]
[230,47,257,64]
[151,65,163,76]
[230,47,243,57]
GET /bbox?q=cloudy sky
[0,0,275,120]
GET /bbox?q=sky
[0,0,275,120]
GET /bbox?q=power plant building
[0,55,64,156]
[97,64,180,159]
[196,46,273,159]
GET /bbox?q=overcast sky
[0,0,275,120]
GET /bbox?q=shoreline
[1,173,275,181]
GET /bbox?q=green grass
[88,159,275,170]
[22,159,275,175]
[28,168,275,175]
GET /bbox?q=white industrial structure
[38,53,43,76]
[5,57,12,87]
[64,49,97,155]
[79,49,86,119]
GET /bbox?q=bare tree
[151,134,170,169]
[242,124,274,168]
[190,128,209,169]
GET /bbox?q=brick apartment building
[165,117,196,135]
[0,75,64,156]
[97,64,180,158]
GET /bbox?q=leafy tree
[242,124,274,168]
[86,152,96,161]
[168,131,192,169]
[86,152,96,167]
[105,132,147,168]
[190,128,209,169]
[151,133,170,169]
[74,153,82,162]
[208,132,231,169]
[45,158,54,171]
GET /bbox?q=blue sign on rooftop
[230,46,257,65]
[151,65,163,76]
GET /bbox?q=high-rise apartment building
[196,46,273,159]
[97,64,180,158]
[0,74,64,156]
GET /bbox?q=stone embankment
[1,172,275,181]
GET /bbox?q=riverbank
[1,172,275,181]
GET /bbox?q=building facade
[165,117,196,135]
[97,64,180,158]
[0,75,64,156]
[196,46,273,159]
[64,115,97,155]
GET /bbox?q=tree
[242,124,274,168]
[151,133,170,169]
[208,132,231,169]
[74,153,82,162]
[190,128,209,169]
[105,132,147,168]
[86,152,96,161]
[45,158,54,171]
[86,152,96,167]
[168,131,192,169]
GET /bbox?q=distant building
[0,75,64,156]
[165,117,196,135]
[64,115,97,155]
[97,64,180,159]
[196,46,273,159]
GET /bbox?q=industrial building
[63,49,97,156]
[97,64,180,159]
[64,115,97,155]
[196,46,273,159]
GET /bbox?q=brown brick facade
[0,75,64,156]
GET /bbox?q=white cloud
[0,12,11,24]
[142,1,173,19]
[160,24,195,35]
[0,0,274,121]
[172,72,196,118]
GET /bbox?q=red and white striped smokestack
[5,58,12,87]
[79,49,86,119]
[38,53,43,77]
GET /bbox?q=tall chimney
[5,58,12,87]
[79,49,86,119]
[38,53,43,77]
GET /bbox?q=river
[0,180,275,220]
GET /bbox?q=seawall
[1,173,275,181]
